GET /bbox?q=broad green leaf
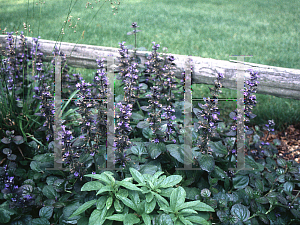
[124,213,140,225]
[106,197,113,210]
[166,144,185,164]
[208,141,228,156]
[277,158,287,168]
[129,168,145,184]
[116,194,137,211]
[63,202,81,222]
[154,214,174,225]
[89,208,107,225]
[130,142,147,157]
[179,215,193,225]
[106,214,124,221]
[81,181,104,192]
[114,199,123,212]
[117,181,142,192]
[96,186,114,195]
[159,175,182,188]
[231,203,250,222]
[233,175,249,189]
[170,187,186,211]
[117,189,128,198]
[176,201,200,211]
[39,206,53,220]
[186,216,210,225]
[142,213,151,225]
[85,173,112,185]
[32,218,50,225]
[0,207,15,223]
[42,185,57,199]
[97,196,108,209]
[145,198,156,214]
[137,121,150,129]
[148,143,162,159]
[146,192,154,203]
[30,161,43,173]
[152,192,169,208]
[255,179,264,193]
[198,154,215,172]
[69,200,96,218]
[190,201,215,212]
[180,208,198,215]
[283,182,294,193]
[131,112,144,121]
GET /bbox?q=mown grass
[1,0,299,132]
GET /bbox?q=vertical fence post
[46,55,65,171]
[229,55,254,172]
[176,57,201,171]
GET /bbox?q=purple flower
[74,171,79,177]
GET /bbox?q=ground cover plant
[1,0,300,132]
[0,20,300,224]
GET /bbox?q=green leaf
[63,202,81,222]
[130,142,147,156]
[233,175,249,189]
[116,194,137,211]
[30,161,44,173]
[145,198,156,214]
[137,121,150,129]
[166,144,185,164]
[208,141,228,156]
[97,196,108,209]
[131,112,144,121]
[180,208,198,215]
[255,179,264,193]
[176,201,200,211]
[96,186,114,195]
[69,200,97,218]
[170,187,186,211]
[277,158,287,168]
[42,185,57,199]
[39,206,53,220]
[152,192,169,208]
[148,143,162,159]
[106,197,113,210]
[0,207,15,223]
[13,135,24,145]
[32,218,50,225]
[118,181,142,192]
[129,168,145,184]
[283,182,294,193]
[154,214,174,225]
[186,216,210,225]
[179,215,193,225]
[159,175,182,188]
[231,203,250,222]
[84,173,112,185]
[106,214,124,221]
[81,181,104,192]
[114,199,123,212]
[142,213,151,225]
[89,208,107,225]
[146,192,154,203]
[198,154,215,172]
[124,213,140,225]
[190,201,215,212]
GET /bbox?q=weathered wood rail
[1,35,299,100]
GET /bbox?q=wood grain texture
[1,35,299,100]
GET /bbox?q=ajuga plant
[69,168,215,225]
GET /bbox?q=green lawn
[1,0,299,131]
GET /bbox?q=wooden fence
[1,35,299,100]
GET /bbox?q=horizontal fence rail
[1,35,300,100]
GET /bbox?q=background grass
[0,0,299,131]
